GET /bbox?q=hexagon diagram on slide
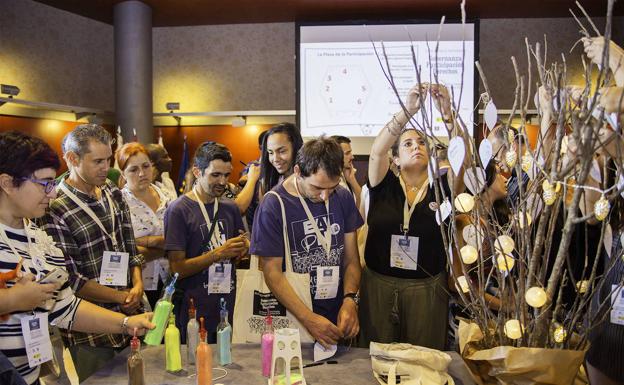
[321,65,370,120]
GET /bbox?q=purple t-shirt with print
[164,195,244,342]
[250,183,363,324]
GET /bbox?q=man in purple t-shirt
[251,137,363,348]
[164,142,248,342]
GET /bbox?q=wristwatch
[344,292,360,306]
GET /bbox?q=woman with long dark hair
[245,123,303,231]
[259,123,304,196]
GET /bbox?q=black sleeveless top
[365,170,451,279]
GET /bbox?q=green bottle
[144,273,178,346]
[165,314,182,372]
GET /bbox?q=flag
[113,126,123,170]
[177,135,189,193]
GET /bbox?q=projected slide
[298,24,475,138]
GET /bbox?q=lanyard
[193,188,222,247]
[293,177,332,257]
[399,175,429,235]
[60,182,119,250]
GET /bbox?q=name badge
[142,261,159,291]
[21,313,53,368]
[611,284,624,326]
[390,234,419,270]
[99,251,129,286]
[315,266,339,300]
[207,262,232,294]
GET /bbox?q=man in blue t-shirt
[251,137,363,348]
[164,142,248,343]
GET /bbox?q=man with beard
[251,137,363,348]
[164,141,248,343]
[42,124,145,382]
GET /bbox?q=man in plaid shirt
[42,124,145,382]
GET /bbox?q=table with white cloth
[50,343,477,385]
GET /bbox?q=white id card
[315,266,339,300]
[142,260,159,291]
[390,234,419,270]
[98,251,129,286]
[20,313,53,368]
[611,284,624,326]
[207,263,232,294]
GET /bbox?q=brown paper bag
[458,321,587,385]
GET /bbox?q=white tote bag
[370,342,455,385]
[233,191,314,343]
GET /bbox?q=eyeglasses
[20,177,59,194]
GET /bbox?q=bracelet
[121,316,129,335]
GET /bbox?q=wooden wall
[0,115,267,188]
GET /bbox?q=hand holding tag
[313,341,337,362]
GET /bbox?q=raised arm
[234,164,260,214]
[369,84,425,187]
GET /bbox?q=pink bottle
[261,315,274,377]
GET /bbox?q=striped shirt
[0,222,81,385]
[41,178,144,348]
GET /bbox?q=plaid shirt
[41,178,144,348]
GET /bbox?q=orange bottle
[196,317,212,385]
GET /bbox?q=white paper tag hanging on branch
[590,158,602,183]
[604,223,613,258]
[435,199,452,225]
[526,154,544,181]
[608,113,619,130]
[464,167,486,195]
[526,192,544,219]
[484,100,498,129]
[479,139,493,168]
[428,156,438,187]
[448,136,465,176]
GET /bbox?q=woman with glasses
[0,131,153,385]
[116,142,173,309]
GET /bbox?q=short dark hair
[62,123,111,157]
[144,143,166,164]
[296,136,343,179]
[330,135,351,145]
[193,141,232,172]
[260,123,304,194]
[0,131,60,187]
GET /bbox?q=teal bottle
[216,298,232,366]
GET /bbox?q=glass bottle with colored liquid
[196,317,212,385]
[261,314,274,377]
[144,273,178,345]
[216,297,232,366]
[186,297,199,367]
[127,328,145,385]
[165,313,182,373]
